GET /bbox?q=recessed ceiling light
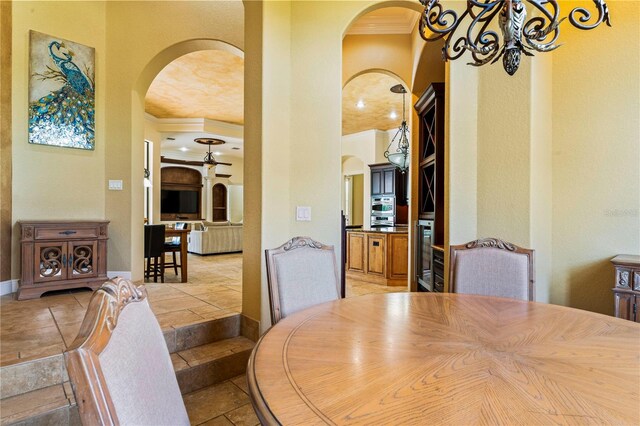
[179,147,189,152]
[390,111,398,119]
[213,152,222,156]
[356,100,365,109]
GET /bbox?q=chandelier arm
[568,0,611,30]
[466,0,503,19]
[465,3,502,65]
[521,0,562,51]
[419,0,461,41]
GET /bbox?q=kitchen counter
[353,226,408,234]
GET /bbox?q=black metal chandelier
[194,137,225,165]
[418,0,611,75]
[384,84,410,173]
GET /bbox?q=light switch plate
[296,206,311,221]
[108,180,123,190]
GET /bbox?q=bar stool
[144,225,165,282]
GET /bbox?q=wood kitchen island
[346,227,408,286]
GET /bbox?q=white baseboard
[107,271,132,280]
[0,279,19,296]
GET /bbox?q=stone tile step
[163,313,244,354]
[0,383,79,426]
[0,314,244,400]
[0,354,68,400]
[172,336,254,395]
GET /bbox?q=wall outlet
[108,180,123,190]
[296,206,311,221]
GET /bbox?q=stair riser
[0,355,67,400]
[164,314,242,354]
[176,349,251,395]
[4,405,79,426]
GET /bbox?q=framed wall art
[28,31,95,150]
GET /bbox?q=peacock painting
[28,31,95,150]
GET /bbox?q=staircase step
[172,336,254,395]
[0,383,79,426]
[0,314,250,424]
[0,354,67,400]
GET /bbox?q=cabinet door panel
[371,171,382,195]
[34,242,68,283]
[69,240,98,279]
[367,235,385,276]
[614,292,635,321]
[348,233,365,273]
[388,234,408,279]
[383,170,394,194]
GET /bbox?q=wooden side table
[611,254,640,321]
[18,220,109,300]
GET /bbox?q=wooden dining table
[247,293,640,425]
[165,228,189,283]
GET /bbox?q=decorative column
[203,164,216,222]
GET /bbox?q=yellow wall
[352,173,364,226]
[104,1,244,280]
[11,1,107,278]
[1,1,12,282]
[550,1,639,314]
[343,33,412,85]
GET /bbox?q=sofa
[187,222,243,255]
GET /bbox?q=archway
[134,39,246,319]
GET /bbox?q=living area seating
[188,222,243,255]
[265,236,340,325]
[449,237,535,301]
[64,278,189,425]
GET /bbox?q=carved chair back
[64,278,189,425]
[449,238,535,301]
[265,237,341,325]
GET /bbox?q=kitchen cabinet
[369,163,406,202]
[347,229,407,286]
[18,220,109,300]
[611,255,640,322]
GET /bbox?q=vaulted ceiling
[144,6,420,153]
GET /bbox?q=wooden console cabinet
[611,255,640,322]
[347,229,408,286]
[18,220,109,300]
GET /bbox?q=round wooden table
[247,293,640,425]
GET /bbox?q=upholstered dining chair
[265,236,341,325]
[144,224,165,283]
[65,278,189,425]
[449,238,535,301]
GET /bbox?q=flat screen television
[161,190,199,214]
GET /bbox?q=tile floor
[184,374,258,426]
[0,252,405,367]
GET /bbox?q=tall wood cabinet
[414,83,445,292]
[18,220,109,300]
[611,255,640,322]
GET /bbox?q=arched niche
[212,183,228,222]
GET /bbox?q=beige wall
[11,1,107,278]
[1,1,12,283]
[550,2,639,314]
